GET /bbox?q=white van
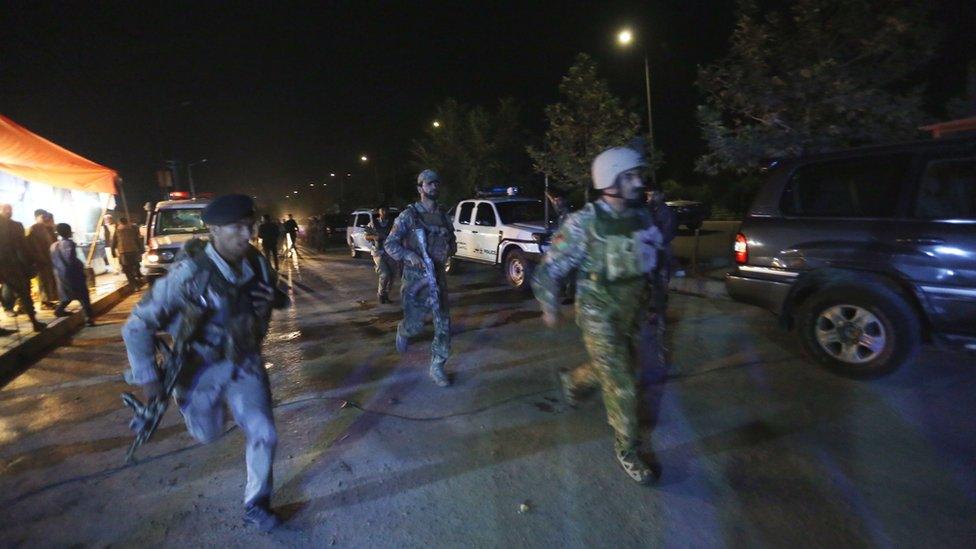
[142,192,211,280]
[346,208,399,257]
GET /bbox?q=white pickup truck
[447,196,550,289]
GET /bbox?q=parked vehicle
[347,208,399,257]
[666,199,711,230]
[320,214,348,242]
[141,192,211,281]
[448,193,549,289]
[726,136,976,377]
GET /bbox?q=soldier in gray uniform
[365,206,398,304]
[384,169,456,387]
[122,194,287,531]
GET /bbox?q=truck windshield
[155,209,207,234]
[495,201,544,224]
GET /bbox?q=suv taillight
[734,233,748,265]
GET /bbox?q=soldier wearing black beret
[122,193,287,532]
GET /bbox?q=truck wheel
[504,250,534,291]
[796,283,920,378]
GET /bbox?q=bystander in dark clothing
[257,215,281,270]
[111,217,145,286]
[283,214,300,258]
[51,223,95,326]
[27,210,59,307]
[0,203,45,331]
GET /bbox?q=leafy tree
[411,98,530,206]
[696,0,937,175]
[528,53,650,200]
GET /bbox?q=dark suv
[726,136,976,377]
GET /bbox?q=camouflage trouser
[567,284,650,451]
[397,266,451,366]
[372,253,398,298]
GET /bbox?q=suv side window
[355,214,370,228]
[458,202,475,225]
[348,214,358,227]
[475,203,497,226]
[780,155,911,218]
[915,158,976,220]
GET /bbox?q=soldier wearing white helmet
[532,144,666,484]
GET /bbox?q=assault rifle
[120,338,189,464]
[404,228,444,322]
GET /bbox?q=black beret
[202,194,255,225]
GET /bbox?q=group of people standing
[120,142,675,533]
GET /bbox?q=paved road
[1,247,974,547]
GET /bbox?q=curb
[0,281,134,385]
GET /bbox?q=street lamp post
[618,28,657,187]
[360,154,381,203]
[187,158,208,198]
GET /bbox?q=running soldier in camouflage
[122,194,288,531]
[384,169,456,387]
[533,146,665,485]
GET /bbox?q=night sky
[2,1,971,217]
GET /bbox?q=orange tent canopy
[0,114,117,195]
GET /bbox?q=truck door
[454,201,477,259]
[473,203,501,263]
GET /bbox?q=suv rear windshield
[496,200,544,224]
[155,208,207,234]
[780,155,911,218]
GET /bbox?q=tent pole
[117,177,131,221]
[86,194,109,268]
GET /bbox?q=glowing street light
[330,173,336,177]
[360,155,368,162]
[616,27,656,186]
[292,190,298,194]
[432,120,441,128]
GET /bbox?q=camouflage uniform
[384,201,456,372]
[533,200,663,454]
[123,240,285,509]
[365,216,398,301]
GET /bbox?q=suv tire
[504,250,534,291]
[796,283,920,378]
[349,244,359,258]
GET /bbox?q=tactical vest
[372,218,393,249]
[581,203,656,284]
[408,203,452,264]
[178,240,271,366]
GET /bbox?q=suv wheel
[504,250,534,291]
[796,284,920,378]
[349,243,358,258]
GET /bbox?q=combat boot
[615,446,656,485]
[429,361,451,387]
[557,368,580,408]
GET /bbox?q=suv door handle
[897,237,945,245]
[471,231,479,234]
